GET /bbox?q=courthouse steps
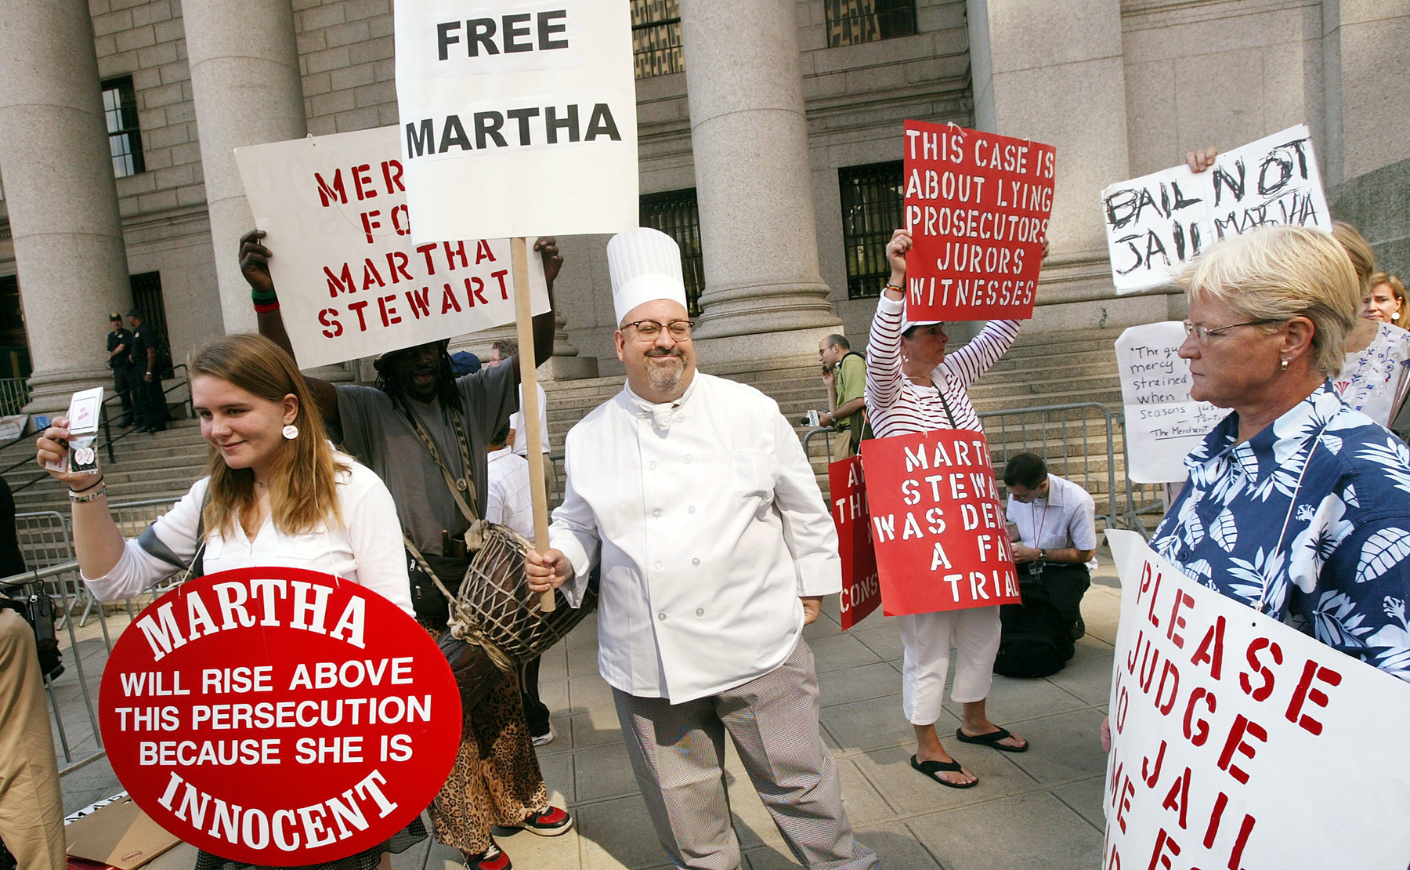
[2,327,1130,524]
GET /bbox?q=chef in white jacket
[526,229,877,870]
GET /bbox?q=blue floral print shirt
[1152,382,1410,681]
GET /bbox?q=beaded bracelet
[884,283,903,293]
[69,485,107,503]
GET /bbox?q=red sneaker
[460,841,511,870]
[510,806,573,836]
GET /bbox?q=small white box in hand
[45,387,104,474]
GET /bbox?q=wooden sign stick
[510,237,555,612]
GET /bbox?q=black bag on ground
[993,576,1074,678]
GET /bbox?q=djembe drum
[437,522,597,711]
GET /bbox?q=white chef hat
[608,228,688,325]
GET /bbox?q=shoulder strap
[394,396,480,523]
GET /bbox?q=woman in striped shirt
[866,229,1035,789]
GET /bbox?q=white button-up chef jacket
[550,373,842,703]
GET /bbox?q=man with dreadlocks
[238,229,571,870]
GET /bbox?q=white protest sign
[1101,125,1332,294]
[394,0,638,243]
[234,126,549,370]
[1103,530,1410,870]
[1115,322,1227,484]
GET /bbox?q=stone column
[0,0,134,413]
[678,0,842,363]
[967,0,1170,331]
[183,0,306,338]
[1322,0,1410,187]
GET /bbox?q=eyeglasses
[623,319,695,341]
[1181,319,1285,343]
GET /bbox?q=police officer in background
[127,309,166,433]
[105,313,134,427]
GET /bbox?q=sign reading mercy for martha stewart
[99,567,462,866]
[902,119,1055,322]
[859,430,1021,616]
[393,0,638,243]
[1103,531,1410,870]
[234,126,550,370]
[1100,124,1332,294]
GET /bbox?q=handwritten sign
[1115,322,1228,483]
[1101,125,1332,294]
[1103,530,1410,870]
[859,430,1021,616]
[234,126,550,369]
[99,567,462,866]
[902,120,1055,322]
[829,456,880,630]
[394,0,638,243]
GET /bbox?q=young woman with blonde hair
[36,332,419,870]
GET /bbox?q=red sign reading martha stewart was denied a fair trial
[860,430,1020,617]
[99,567,462,867]
[902,120,1055,322]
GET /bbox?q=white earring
[1395,312,1401,321]
[282,424,299,440]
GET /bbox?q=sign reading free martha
[99,567,462,866]
[394,0,639,243]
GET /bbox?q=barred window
[632,0,684,79]
[640,189,705,316]
[102,77,145,178]
[839,162,905,300]
[825,0,917,48]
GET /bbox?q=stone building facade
[0,0,1406,407]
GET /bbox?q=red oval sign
[99,567,462,866]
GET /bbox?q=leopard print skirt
[422,626,549,854]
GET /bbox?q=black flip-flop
[910,754,978,789]
[955,726,1029,753]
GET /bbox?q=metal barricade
[4,560,114,773]
[14,510,73,570]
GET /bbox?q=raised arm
[944,319,1021,387]
[530,236,561,368]
[865,230,912,411]
[239,229,340,426]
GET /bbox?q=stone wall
[1331,156,1410,280]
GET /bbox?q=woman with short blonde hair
[1153,224,1410,681]
[1366,271,1408,325]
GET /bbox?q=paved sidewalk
[61,571,1121,870]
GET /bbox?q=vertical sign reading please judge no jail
[394,0,639,243]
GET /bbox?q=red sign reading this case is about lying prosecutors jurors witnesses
[860,430,1021,616]
[99,568,462,866]
[902,120,1055,322]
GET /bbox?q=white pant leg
[897,610,956,726]
[950,605,1002,703]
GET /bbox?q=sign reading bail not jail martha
[1100,125,1333,294]
[394,0,639,243]
[234,126,550,370]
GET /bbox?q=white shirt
[1335,322,1410,427]
[511,383,551,456]
[83,457,415,616]
[486,445,534,540]
[549,373,841,703]
[1005,473,1099,571]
